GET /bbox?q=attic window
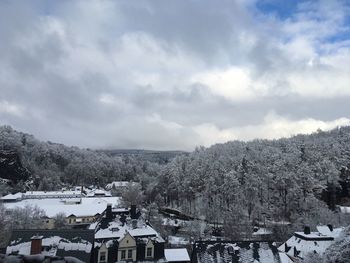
[146,247,153,258]
[99,251,107,263]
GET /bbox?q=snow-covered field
[3,196,120,217]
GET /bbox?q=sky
[0,0,350,151]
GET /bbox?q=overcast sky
[1,0,350,150]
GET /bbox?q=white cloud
[192,113,350,147]
[191,67,269,101]
[0,101,23,117]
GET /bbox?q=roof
[317,225,343,238]
[278,226,343,258]
[0,192,23,200]
[85,188,112,197]
[3,196,120,217]
[164,248,190,262]
[0,254,85,263]
[105,181,139,190]
[192,241,282,263]
[105,181,130,189]
[94,217,164,244]
[93,210,165,248]
[337,205,350,213]
[23,191,82,198]
[6,229,94,262]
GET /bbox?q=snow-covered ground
[3,196,120,217]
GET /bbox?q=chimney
[327,224,333,232]
[130,205,137,219]
[106,204,112,219]
[30,235,43,255]
[304,226,311,235]
[120,214,126,226]
[131,219,138,229]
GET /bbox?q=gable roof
[278,226,343,259]
[6,229,94,262]
[93,215,165,247]
[192,241,282,263]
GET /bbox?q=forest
[1,125,350,241]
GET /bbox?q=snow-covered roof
[94,218,162,241]
[85,188,112,197]
[23,191,82,198]
[338,205,350,214]
[6,230,94,262]
[0,254,85,263]
[105,181,139,190]
[278,226,343,258]
[168,236,190,246]
[0,192,23,200]
[193,241,282,263]
[278,252,293,263]
[316,225,343,238]
[106,181,130,189]
[164,248,190,262]
[3,196,120,217]
[252,228,273,236]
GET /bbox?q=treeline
[153,127,350,239]
[1,125,350,240]
[0,125,163,194]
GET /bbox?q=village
[0,181,349,263]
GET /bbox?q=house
[66,213,100,227]
[0,192,23,203]
[278,225,343,260]
[22,190,82,199]
[3,195,120,228]
[91,204,166,263]
[165,248,190,263]
[86,188,112,197]
[105,181,140,196]
[6,229,95,262]
[337,205,350,214]
[40,216,56,229]
[191,240,283,263]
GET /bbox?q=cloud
[193,113,350,147]
[0,101,23,117]
[0,0,349,150]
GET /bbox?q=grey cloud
[0,0,349,150]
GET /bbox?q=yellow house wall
[118,233,137,262]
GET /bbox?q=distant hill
[99,149,188,164]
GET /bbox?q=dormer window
[98,244,108,263]
[99,251,107,263]
[146,247,153,258]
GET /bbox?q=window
[146,247,153,258]
[128,249,132,259]
[99,251,106,263]
[121,250,126,259]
